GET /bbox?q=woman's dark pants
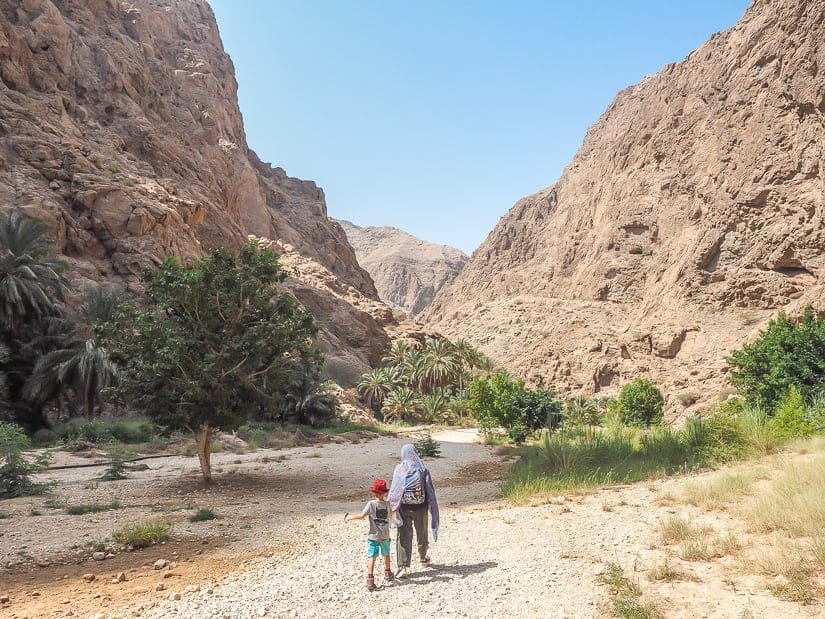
[397,504,429,568]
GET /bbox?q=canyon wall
[423,0,825,411]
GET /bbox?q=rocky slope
[0,0,395,375]
[336,220,468,317]
[423,0,825,410]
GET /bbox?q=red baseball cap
[370,479,388,494]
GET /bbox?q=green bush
[99,442,132,481]
[564,395,602,426]
[506,422,531,444]
[65,498,122,515]
[112,521,171,548]
[771,386,813,438]
[609,378,664,426]
[469,373,562,440]
[54,417,157,445]
[729,307,825,410]
[414,432,441,457]
[0,422,52,498]
[189,507,216,522]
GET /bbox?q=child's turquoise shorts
[367,538,391,557]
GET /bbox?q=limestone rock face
[423,0,825,411]
[0,0,385,369]
[336,220,468,317]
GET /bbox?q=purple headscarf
[388,443,440,541]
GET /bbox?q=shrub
[99,442,132,481]
[54,417,157,445]
[564,395,602,426]
[189,507,216,522]
[469,373,562,440]
[609,378,664,426]
[112,521,171,548]
[414,432,441,458]
[771,386,813,438]
[66,498,122,515]
[0,422,52,498]
[728,306,825,410]
[506,421,531,444]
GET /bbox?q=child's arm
[345,511,367,522]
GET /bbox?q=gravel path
[3,429,821,618]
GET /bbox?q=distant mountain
[422,0,825,409]
[336,220,468,318]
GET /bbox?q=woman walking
[388,443,440,578]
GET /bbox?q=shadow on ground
[394,561,498,585]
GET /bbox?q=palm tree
[421,338,457,393]
[25,320,118,419]
[357,367,394,411]
[80,284,128,325]
[420,390,449,423]
[564,395,601,426]
[402,347,428,392]
[381,387,420,423]
[283,370,339,426]
[0,342,9,415]
[451,338,479,397]
[475,354,499,379]
[381,340,411,367]
[0,213,66,334]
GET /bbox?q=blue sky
[209,1,750,254]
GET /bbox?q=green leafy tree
[729,307,825,410]
[608,378,664,426]
[102,243,320,483]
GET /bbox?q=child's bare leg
[383,554,391,572]
[367,556,376,575]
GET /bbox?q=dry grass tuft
[738,453,825,537]
[681,470,760,510]
[658,515,712,545]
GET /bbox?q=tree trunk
[197,421,213,484]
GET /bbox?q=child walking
[345,478,395,591]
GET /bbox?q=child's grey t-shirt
[362,499,390,541]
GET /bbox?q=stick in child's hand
[344,512,349,522]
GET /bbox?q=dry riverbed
[0,429,821,618]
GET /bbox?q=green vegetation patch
[112,521,172,548]
[599,562,664,619]
[65,498,122,515]
[189,507,217,522]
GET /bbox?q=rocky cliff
[336,220,468,318]
[423,0,825,410]
[0,0,394,377]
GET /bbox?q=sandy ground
[0,428,822,618]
